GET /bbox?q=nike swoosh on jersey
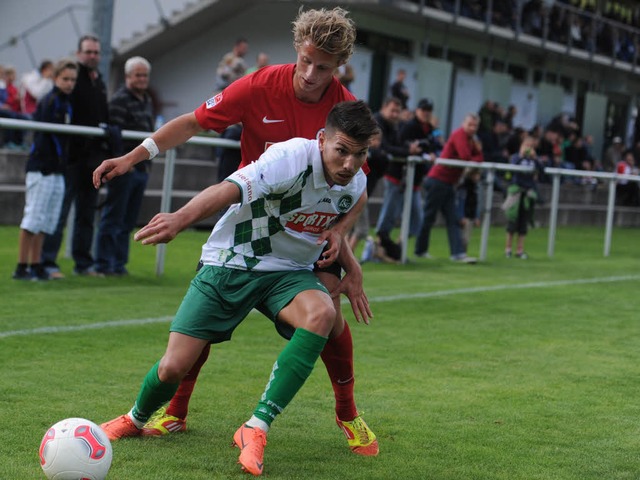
[263,116,285,124]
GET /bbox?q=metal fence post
[479,167,495,261]
[400,156,418,264]
[546,172,561,257]
[155,148,177,277]
[603,177,617,257]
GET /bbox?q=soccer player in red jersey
[93,7,378,456]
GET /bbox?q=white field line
[2,275,639,340]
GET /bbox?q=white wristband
[141,137,159,159]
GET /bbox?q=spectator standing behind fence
[94,57,155,276]
[400,98,437,174]
[414,113,482,263]
[503,136,543,259]
[390,69,409,109]
[216,123,243,183]
[13,59,78,281]
[615,149,640,207]
[245,52,269,74]
[603,136,624,172]
[41,34,109,278]
[479,118,510,196]
[535,126,562,182]
[215,123,243,220]
[372,97,422,262]
[214,38,248,92]
[1,66,21,115]
[20,60,54,116]
[477,100,498,136]
[0,65,28,149]
[336,62,355,91]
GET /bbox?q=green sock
[130,361,180,423]
[253,328,328,426]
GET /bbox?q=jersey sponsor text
[286,211,338,233]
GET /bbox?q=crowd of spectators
[3,27,639,277]
[462,98,640,208]
[360,91,639,264]
[420,0,640,63]
[475,99,608,189]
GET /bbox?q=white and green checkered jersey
[200,137,367,272]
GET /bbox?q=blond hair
[292,7,356,65]
[54,58,78,77]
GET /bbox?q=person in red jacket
[414,113,483,262]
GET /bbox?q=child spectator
[13,59,77,280]
[0,65,29,149]
[20,60,54,116]
[503,136,543,259]
[1,66,21,114]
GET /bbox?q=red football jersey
[194,64,357,168]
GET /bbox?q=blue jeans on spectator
[375,177,422,237]
[414,176,463,257]
[42,162,99,272]
[95,168,149,274]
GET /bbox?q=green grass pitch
[2,224,640,479]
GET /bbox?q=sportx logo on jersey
[286,212,338,233]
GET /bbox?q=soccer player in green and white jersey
[93,7,379,457]
[99,100,379,476]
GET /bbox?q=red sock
[320,322,358,421]
[165,343,211,420]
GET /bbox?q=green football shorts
[170,265,329,343]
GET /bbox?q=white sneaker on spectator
[451,253,477,264]
[360,236,375,264]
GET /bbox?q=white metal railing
[0,117,239,276]
[4,117,640,270]
[399,157,534,263]
[429,159,640,262]
[543,167,640,257]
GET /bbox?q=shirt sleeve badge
[206,92,223,109]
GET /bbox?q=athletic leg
[164,342,211,419]
[316,271,358,420]
[315,269,379,456]
[101,332,209,440]
[235,290,333,476]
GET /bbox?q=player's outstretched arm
[135,181,241,245]
[92,112,204,188]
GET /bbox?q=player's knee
[157,357,189,383]
[302,302,336,337]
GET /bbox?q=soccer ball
[39,418,112,480]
